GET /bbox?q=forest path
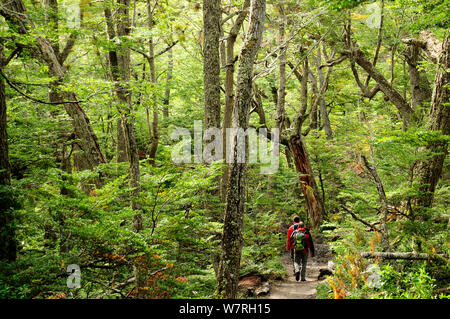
[265,240,332,299]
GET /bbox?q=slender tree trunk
[295,53,309,133]
[214,0,266,299]
[105,0,145,297]
[317,44,333,139]
[147,0,159,165]
[203,0,221,130]
[308,70,320,130]
[162,47,173,119]
[118,0,145,297]
[221,0,250,202]
[362,155,389,251]
[276,6,286,133]
[116,118,128,163]
[0,45,16,262]
[103,4,128,163]
[202,0,221,216]
[124,0,145,298]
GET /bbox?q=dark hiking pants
[291,249,308,280]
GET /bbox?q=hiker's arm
[286,228,292,251]
[305,230,315,257]
[309,235,315,257]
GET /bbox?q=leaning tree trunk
[352,48,414,124]
[288,135,325,228]
[0,0,106,172]
[214,0,266,299]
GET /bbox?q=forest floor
[265,238,333,299]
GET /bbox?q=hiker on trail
[286,216,315,281]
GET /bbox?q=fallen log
[361,252,446,260]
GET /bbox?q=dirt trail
[265,240,332,299]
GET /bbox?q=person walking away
[286,217,315,281]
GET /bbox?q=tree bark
[276,5,287,133]
[147,0,159,165]
[105,0,144,297]
[413,32,449,208]
[288,135,324,228]
[104,4,128,163]
[203,0,221,130]
[221,0,250,202]
[317,44,333,139]
[308,70,320,131]
[405,45,432,112]
[214,0,266,299]
[0,44,16,261]
[292,52,309,134]
[162,47,173,119]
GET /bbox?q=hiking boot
[301,278,306,282]
[295,272,300,281]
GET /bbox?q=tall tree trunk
[214,0,266,299]
[221,0,250,202]
[269,4,289,197]
[118,0,144,297]
[414,32,449,209]
[104,2,129,163]
[203,0,221,130]
[147,0,159,165]
[105,0,145,297]
[202,0,221,216]
[0,44,16,261]
[122,0,145,298]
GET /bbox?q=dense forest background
[0,0,448,299]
